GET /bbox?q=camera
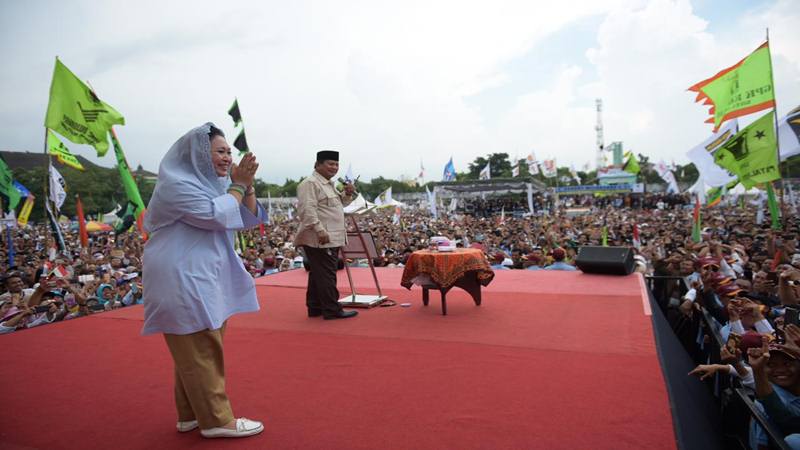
[786,307,800,327]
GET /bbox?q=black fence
[645,275,792,450]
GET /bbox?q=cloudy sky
[1,0,798,183]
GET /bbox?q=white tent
[102,204,123,224]
[343,193,377,215]
[728,183,761,196]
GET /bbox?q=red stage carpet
[0,268,674,450]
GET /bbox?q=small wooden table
[400,248,495,315]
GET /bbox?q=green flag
[706,179,739,207]
[692,196,701,243]
[689,42,775,131]
[601,217,608,247]
[228,99,242,127]
[110,132,145,216]
[233,128,250,154]
[0,156,21,211]
[706,186,723,207]
[766,182,781,230]
[712,111,779,189]
[44,59,125,157]
[47,129,85,171]
[622,152,640,175]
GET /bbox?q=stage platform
[0,268,674,450]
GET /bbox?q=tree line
[11,152,719,222]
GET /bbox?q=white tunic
[142,194,267,335]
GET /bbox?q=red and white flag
[50,265,69,279]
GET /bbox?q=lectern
[337,214,389,308]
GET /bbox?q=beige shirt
[293,170,354,248]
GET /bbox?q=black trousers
[303,246,342,316]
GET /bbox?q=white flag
[512,163,520,177]
[426,186,438,219]
[374,186,393,207]
[49,164,66,210]
[267,191,273,224]
[526,183,534,215]
[344,164,355,183]
[569,164,580,184]
[541,159,557,178]
[479,161,491,180]
[756,194,765,225]
[392,206,402,225]
[686,120,738,187]
[448,198,458,213]
[526,152,539,175]
[779,105,800,160]
[654,160,679,193]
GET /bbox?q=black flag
[234,129,250,153]
[228,99,242,127]
[45,201,67,254]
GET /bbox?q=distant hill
[1,150,158,222]
[1,150,101,172]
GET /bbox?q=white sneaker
[201,417,264,438]
[176,420,198,432]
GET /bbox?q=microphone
[337,175,360,185]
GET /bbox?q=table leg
[453,274,482,306]
[422,287,430,306]
[440,289,447,315]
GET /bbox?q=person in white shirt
[0,272,35,305]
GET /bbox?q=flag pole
[765,28,786,228]
[554,161,560,216]
[43,127,51,229]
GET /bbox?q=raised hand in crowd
[775,324,800,360]
[689,364,731,381]
[727,300,740,323]
[747,336,771,373]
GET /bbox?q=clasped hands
[230,153,259,188]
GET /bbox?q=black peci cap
[316,150,339,162]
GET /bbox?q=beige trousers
[163,322,234,429]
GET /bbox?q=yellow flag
[44,59,124,156]
[17,195,35,227]
[47,129,85,171]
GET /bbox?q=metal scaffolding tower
[595,99,605,170]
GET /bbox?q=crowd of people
[0,228,143,334]
[4,187,800,446]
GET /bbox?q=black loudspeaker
[575,246,635,275]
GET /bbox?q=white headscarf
[144,123,230,233]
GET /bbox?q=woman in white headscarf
[143,123,266,438]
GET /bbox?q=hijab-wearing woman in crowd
[143,123,267,439]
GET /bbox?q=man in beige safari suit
[294,150,358,320]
